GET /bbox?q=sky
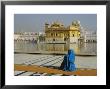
[14,14,97,33]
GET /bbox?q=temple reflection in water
[14,42,97,55]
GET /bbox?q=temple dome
[72,20,80,27]
[51,22,64,28]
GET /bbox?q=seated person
[60,49,76,71]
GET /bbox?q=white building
[82,30,97,43]
[14,32,39,42]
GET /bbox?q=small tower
[45,22,49,32]
[69,20,81,43]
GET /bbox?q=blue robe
[60,49,76,71]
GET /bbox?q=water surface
[14,41,97,55]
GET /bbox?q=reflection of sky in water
[14,42,97,55]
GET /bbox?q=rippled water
[14,41,97,55]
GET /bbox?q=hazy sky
[14,14,97,32]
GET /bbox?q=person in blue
[60,49,76,71]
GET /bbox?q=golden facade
[45,21,81,43]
